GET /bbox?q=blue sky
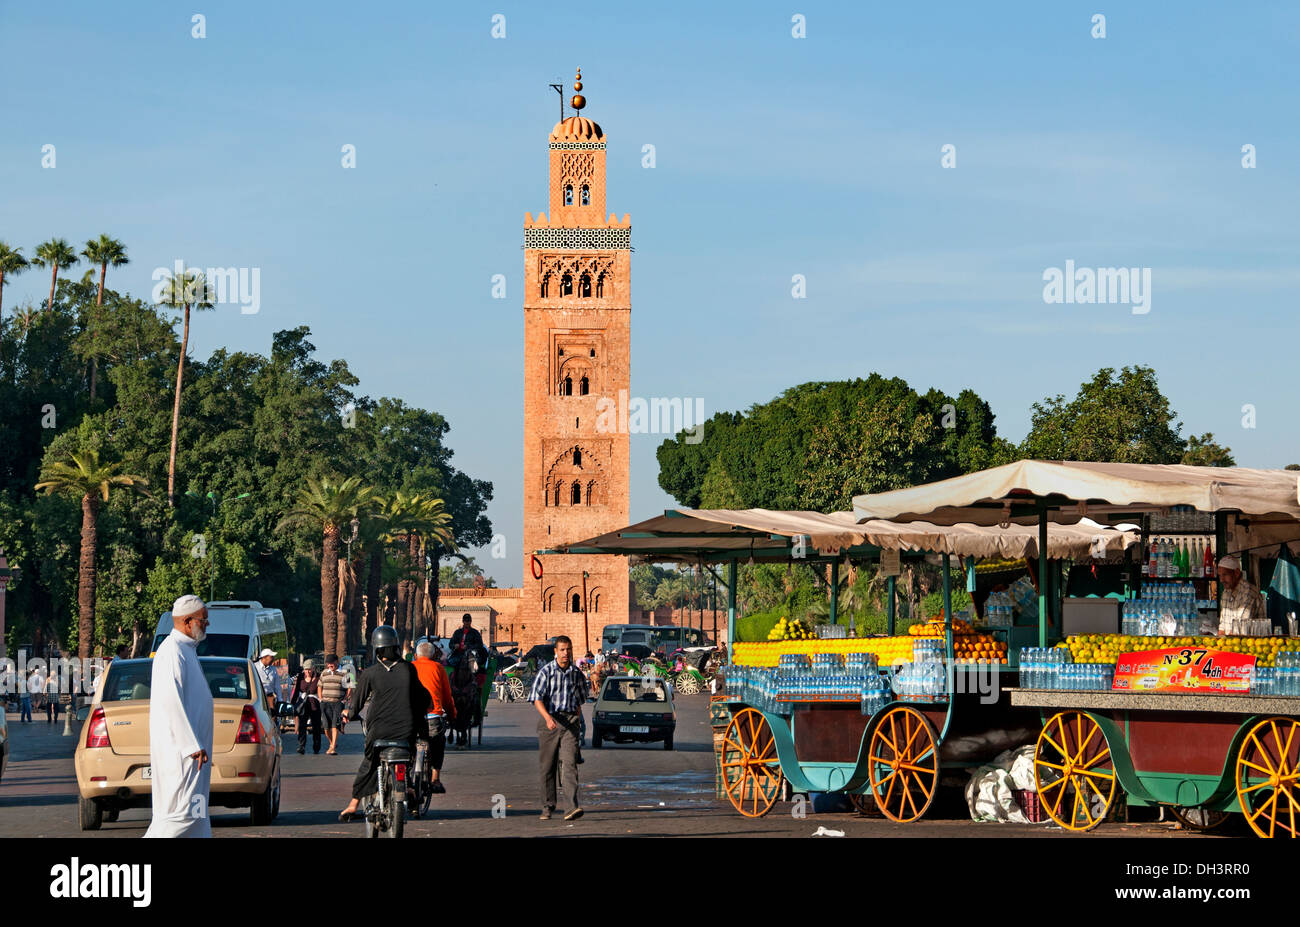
[3,2,1299,585]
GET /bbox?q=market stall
[852,461,1300,837]
[546,507,1139,821]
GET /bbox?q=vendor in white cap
[1217,555,1265,636]
[145,595,214,838]
[256,647,282,704]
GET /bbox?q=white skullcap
[172,594,206,618]
[1217,555,1241,571]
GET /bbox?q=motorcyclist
[337,626,431,822]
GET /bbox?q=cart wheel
[847,792,883,818]
[507,676,527,701]
[1033,711,1116,832]
[1169,806,1232,832]
[1235,716,1300,839]
[675,673,701,696]
[720,707,783,818]
[867,706,939,823]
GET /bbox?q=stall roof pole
[887,575,896,636]
[1038,500,1049,648]
[942,553,953,661]
[726,559,738,663]
[829,560,840,627]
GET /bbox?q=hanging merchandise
[1267,544,1300,636]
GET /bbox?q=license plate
[141,767,152,780]
[619,725,649,734]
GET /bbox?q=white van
[151,601,288,662]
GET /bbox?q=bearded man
[144,595,214,838]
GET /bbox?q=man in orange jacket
[413,640,456,793]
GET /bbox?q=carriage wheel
[1235,716,1300,839]
[1033,711,1116,832]
[507,677,527,701]
[675,673,701,696]
[867,706,939,823]
[720,707,783,818]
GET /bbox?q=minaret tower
[521,70,631,652]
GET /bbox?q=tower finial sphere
[571,67,586,110]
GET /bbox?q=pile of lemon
[1066,633,1298,667]
[767,616,814,642]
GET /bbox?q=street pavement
[0,695,1231,838]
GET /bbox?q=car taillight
[85,707,111,749]
[235,705,261,744]
[661,713,674,721]
[394,764,406,782]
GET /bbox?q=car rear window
[602,679,668,703]
[100,660,252,701]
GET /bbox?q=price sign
[1111,648,1255,693]
[879,549,901,577]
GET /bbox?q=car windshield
[101,660,253,702]
[602,679,668,703]
[151,633,250,658]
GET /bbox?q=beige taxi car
[74,657,282,830]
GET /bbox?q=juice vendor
[1216,555,1265,635]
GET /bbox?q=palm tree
[0,242,30,319]
[81,236,129,402]
[35,449,147,660]
[413,495,457,640]
[156,268,214,507]
[280,475,376,656]
[32,238,78,312]
[381,491,457,645]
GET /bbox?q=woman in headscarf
[290,660,323,755]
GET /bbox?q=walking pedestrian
[529,635,588,821]
[19,672,33,723]
[319,654,352,755]
[145,595,214,838]
[290,660,323,754]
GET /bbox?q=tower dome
[549,115,604,141]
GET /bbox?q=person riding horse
[448,647,481,747]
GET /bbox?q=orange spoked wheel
[1235,716,1300,839]
[867,706,939,823]
[720,707,783,818]
[1033,711,1116,832]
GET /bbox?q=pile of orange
[731,630,1009,668]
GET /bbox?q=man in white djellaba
[144,595,214,838]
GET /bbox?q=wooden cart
[1010,688,1300,837]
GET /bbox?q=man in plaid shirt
[530,635,588,821]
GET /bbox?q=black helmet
[371,626,399,651]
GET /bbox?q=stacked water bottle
[773,651,883,703]
[1121,581,1205,637]
[1019,647,1112,690]
[844,652,879,675]
[860,675,891,717]
[983,590,1014,628]
[1274,652,1300,696]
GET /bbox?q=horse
[448,649,482,748]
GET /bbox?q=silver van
[151,601,288,662]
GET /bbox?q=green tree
[279,475,376,659]
[156,267,214,506]
[0,242,29,320]
[35,440,147,659]
[80,236,129,402]
[1020,366,1184,463]
[32,238,78,313]
[1181,433,1236,467]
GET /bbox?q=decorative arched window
[589,348,596,358]
[554,482,563,506]
[573,448,582,466]
[560,273,573,296]
[572,593,582,613]
[580,375,589,396]
[585,480,595,505]
[540,273,550,298]
[596,274,606,298]
[581,184,590,206]
[546,594,554,612]
[563,376,573,396]
[564,184,573,205]
[579,273,591,298]
[593,594,600,613]
[571,482,582,505]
